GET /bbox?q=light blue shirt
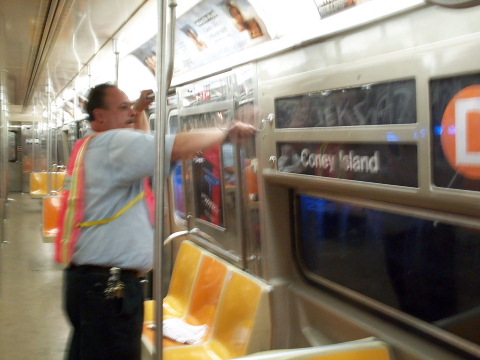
[72,129,175,272]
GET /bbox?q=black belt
[69,263,141,278]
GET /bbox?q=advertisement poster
[131,0,270,77]
[193,145,224,227]
[275,79,416,128]
[431,73,480,191]
[175,0,270,74]
[278,142,418,187]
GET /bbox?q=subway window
[168,113,186,222]
[295,194,480,346]
[275,79,416,129]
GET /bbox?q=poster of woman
[129,0,271,77]
[174,0,270,74]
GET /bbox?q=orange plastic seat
[144,299,156,323]
[142,300,157,355]
[142,241,272,360]
[42,195,62,242]
[30,172,48,198]
[51,171,66,191]
[184,255,227,326]
[30,172,66,198]
[163,254,228,347]
[143,241,204,351]
[163,241,203,318]
[143,254,228,350]
[163,269,271,360]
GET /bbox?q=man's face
[93,87,136,131]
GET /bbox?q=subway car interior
[1,0,480,359]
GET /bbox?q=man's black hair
[85,83,116,121]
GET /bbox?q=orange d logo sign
[441,85,480,179]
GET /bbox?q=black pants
[64,266,144,360]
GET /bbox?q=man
[62,83,256,360]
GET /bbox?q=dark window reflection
[276,79,416,128]
[173,164,186,221]
[169,114,186,221]
[297,195,480,344]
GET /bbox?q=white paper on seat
[162,318,208,344]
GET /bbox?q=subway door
[7,129,22,192]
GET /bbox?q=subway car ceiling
[0,0,453,126]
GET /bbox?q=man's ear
[90,108,105,131]
[92,108,103,123]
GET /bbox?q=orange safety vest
[55,133,155,266]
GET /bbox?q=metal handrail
[163,228,221,248]
[163,230,189,247]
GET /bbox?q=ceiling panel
[0,0,147,120]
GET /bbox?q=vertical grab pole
[153,0,168,359]
[113,38,119,86]
[46,81,52,193]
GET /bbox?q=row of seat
[30,171,66,198]
[142,240,394,360]
[42,195,62,243]
[29,172,65,242]
[142,240,272,360]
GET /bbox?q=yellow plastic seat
[143,240,204,347]
[144,253,228,349]
[163,241,203,318]
[184,255,227,326]
[144,299,156,324]
[30,172,48,198]
[30,172,66,198]
[142,241,272,360]
[51,171,66,191]
[163,254,228,348]
[142,300,157,356]
[163,269,271,360]
[41,194,63,242]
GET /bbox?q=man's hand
[226,121,257,143]
[133,89,154,113]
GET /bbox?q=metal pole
[87,65,92,88]
[113,39,119,86]
[46,81,52,192]
[153,0,168,359]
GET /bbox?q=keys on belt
[104,267,125,299]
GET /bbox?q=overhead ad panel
[174,0,270,75]
[130,0,271,78]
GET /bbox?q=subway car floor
[0,192,70,360]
